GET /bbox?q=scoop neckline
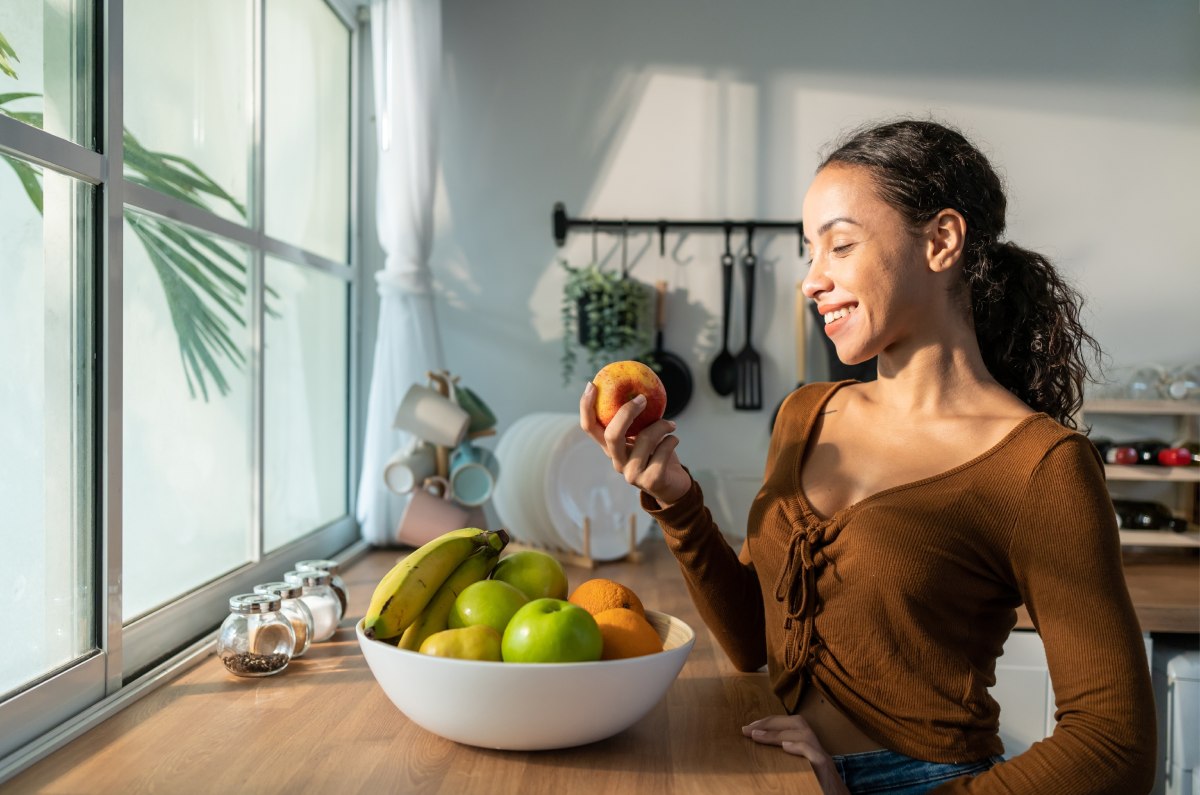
[792,380,1048,523]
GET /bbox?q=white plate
[543,425,645,561]
[492,414,539,545]
[521,414,575,549]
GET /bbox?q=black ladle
[709,226,737,396]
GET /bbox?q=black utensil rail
[552,202,805,257]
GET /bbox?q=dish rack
[507,515,645,570]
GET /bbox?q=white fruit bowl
[356,609,696,750]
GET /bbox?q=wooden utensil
[771,281,807,430]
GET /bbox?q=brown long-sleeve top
[644,381,1156,794]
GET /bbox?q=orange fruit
[568,578,645,617]
[594,608,662,660]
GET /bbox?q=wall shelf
[1085,399,1200,416]
[1105,465,1200,483]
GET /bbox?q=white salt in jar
[253,581,315,657]
[294,559,348,618]
[283,569,340,642]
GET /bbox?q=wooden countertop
[1015,550,1199,634]
[7,539,821,795]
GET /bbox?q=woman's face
[801,163,941,365]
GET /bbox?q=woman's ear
[925,209,967,273]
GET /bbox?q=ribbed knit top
[644,381,1156,793]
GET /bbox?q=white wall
[408,0,1200,536]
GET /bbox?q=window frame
[0,0,364,776]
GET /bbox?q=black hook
[658,220,668,258]
[745,224,756,257]
[723,223,733,257]
[621,220,629,279]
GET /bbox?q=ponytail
[970,241,1100,428]
[820,118,1102,428]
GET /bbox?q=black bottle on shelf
[1090,437,1139,466]
[1112,498,1190,532]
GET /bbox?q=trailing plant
[560,259,651,385]
[1,35,276,401]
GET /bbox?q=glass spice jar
[294,558,348,617]
[283,569,341,642]
[253,581,315,657]
[217,594,295,678]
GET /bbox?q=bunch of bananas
[363,527,511,645]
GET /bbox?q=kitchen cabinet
[1083,399,1200,548]
[992,630,1155,759]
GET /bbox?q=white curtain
[358,0,444,545]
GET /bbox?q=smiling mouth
[823,305,857,325]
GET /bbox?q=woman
[579,119,1156,794]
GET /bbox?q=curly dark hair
[819,118,1102,428]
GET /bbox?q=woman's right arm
[579,384,767,672]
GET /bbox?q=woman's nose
[801,257,832,301]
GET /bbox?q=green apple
[501,598,603,663]
[491,550,568,601]
[418,625,503,661]
[448,579,529,636]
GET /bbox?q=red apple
[591,360,667,438]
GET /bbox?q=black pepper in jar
[223,652,290,676]
[217,594,295,678]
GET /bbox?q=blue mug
[449,443,500,507]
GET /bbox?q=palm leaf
[2,154,43,212]
[2,68,256,401]
[130,218,247,399]
[0,32,18,80]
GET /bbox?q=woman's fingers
[743,714,813,735]
[743,715,847,795]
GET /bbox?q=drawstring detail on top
[773,505,838,671]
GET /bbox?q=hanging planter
[560,260,650,385]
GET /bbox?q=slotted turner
[734,245,762,410]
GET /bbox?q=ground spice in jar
[250,621,296,655]
[289,617,309,652]
[223,652,289,676]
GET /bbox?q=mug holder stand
[506,515,644,570]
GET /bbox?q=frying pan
[642,280,693,419]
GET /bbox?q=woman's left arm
[938,434,1156,794]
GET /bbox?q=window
[0,0,360,773]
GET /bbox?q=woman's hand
[743,715,849,795]
[579,383,691,508]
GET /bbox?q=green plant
[560,259,651,385]
[1,37,268,401]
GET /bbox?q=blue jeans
[832,748,1004,794]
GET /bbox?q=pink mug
[394,477,471,547]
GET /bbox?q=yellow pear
[417,625,502,661]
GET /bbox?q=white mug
[383,442,437,495]
[393,384,470,448]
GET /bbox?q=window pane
[264,257,349,551]
[0,0,94,146]
[265,0,350,264]
[122,213,251,621]
[123,0,251,225]
[0,158,95,696]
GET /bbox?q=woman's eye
[832,243,854,255]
